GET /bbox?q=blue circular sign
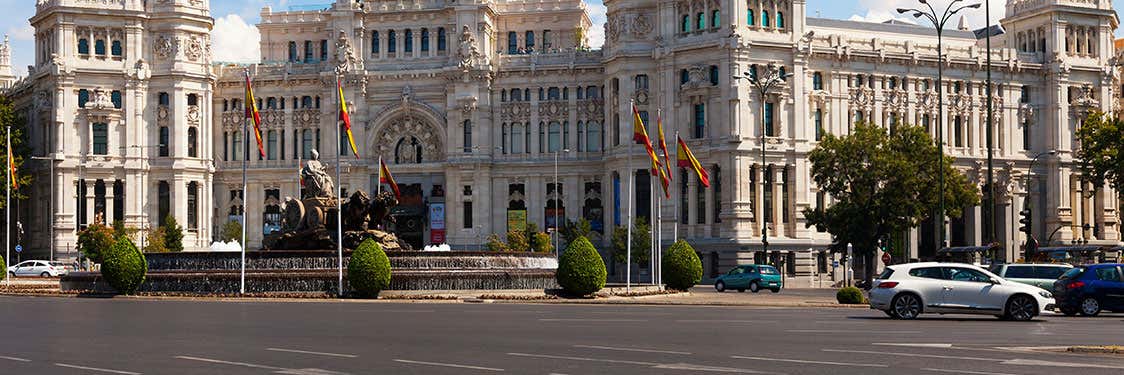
[14,245,22,253]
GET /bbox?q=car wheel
[891,293,922,320]
[749,281,760,293]
[1079,297,1101,317]
[715,281,726,293]
[40,272,51,278]
[1004,295,1038,322]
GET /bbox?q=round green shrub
[836,286,865,304]
[556,236,607,296]
[101,237,147,294]
[348,238,392,298]
[663,240,703,291]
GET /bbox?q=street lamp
[897,0,981,251]
[553,148,570,258]
[30,153,63,261]
[733,64,792,254]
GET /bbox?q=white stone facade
[5,0,1122,285]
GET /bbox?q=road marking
[267,348,358,358]
[873,343,954,348]
[921,368,1015,375]
[731,355,888,368]
[538,318,647,322]
[393,359,504,372]
[508,353,763,373]
[507,353,655,366]
[653,363,765,373]
[787,329,921,334]
[174,355,283,370]
[0,355,30,362]
[822,349,999,362]
[574,344,692,355]
[1001,358,1124,369]
[54,363,141,375]
[677,319,778,323]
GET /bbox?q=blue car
[714,265,782,293]
[1053,264,1124,316]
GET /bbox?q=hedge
[101,237,148,294]
[348,238,392,298]
[836,286,865,304]
[662,240,703,291]
[556,236,606,296]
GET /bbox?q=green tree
[347,238,392,298]
[611,216,651,265]
[101,237,147,295]
[803,122,979,280]
[143,227,168,253]
[505,229,529,252]
[556,236,607,296]
[1075,112,1124,191]
[76,221,115,263]
[219,220,242,244]
[163,216,184,252]
[531,232,553,254]
[0,96,34,208]
[484,234,509,252]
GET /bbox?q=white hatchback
[868,262,1055,321]
[7,260,69,277]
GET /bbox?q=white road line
[393,359,504,372]
[0,355,30,362]
[1002,358,1124,369]
[822,349,1000,362]
[508,353,762,373]
[267,347,358,358]
[873,343,954,348]
[677,320,778,323]
[731,355,888,368]
[787,329,921,334]
[174,355,283,370]
[921,368,1016,375]
[574,344,692,355]
[653,363,765,373]
[54,363,141,375]
[538,318,647,322]
[507,352,656,366]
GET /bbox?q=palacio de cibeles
[2,0,1123,293]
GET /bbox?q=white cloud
[850,0,1005,31]
[584,1,606,49]
[6,25,34,42]
[211,14,261,64]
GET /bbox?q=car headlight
[1038,290,1053,299]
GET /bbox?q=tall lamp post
[898,0,981,252]
[734,65,792,254]
[30,153,63,261]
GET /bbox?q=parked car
[989,263,1072,289]
[7,260,69,277]
[1052,264,1124,316]
[714,264,782,293]
[868,262,1054,321]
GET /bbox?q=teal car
[987,263,1072,289]
[714,265,782,293]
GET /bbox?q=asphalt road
[1,296,1123,375]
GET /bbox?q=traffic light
[1018,209,1032,236]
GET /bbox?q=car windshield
[877,268,895,280]
[1034,266,1069,280]
[758,266,778,275]
[1059,267,1084,280]
[1004,266,1035,278]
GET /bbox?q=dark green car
[714,265,782,293]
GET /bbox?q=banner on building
[429,203,446,230]
[507,210,527,232]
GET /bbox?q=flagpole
[673,131,680,242]
[5,125,10,289]
[335,75,344,298]
[626,101,634,292]
[650,174,656,285]
[240,71,249,295]
[297,150,302,200]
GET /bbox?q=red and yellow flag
[632,104,664,181]
[677,136,710,188]
[337,79,359,158]
[7,133,15,191]
[243,72,266,159]
[379,159,401,199]
[655,112,672,198]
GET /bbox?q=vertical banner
[507,210,527,232]
[429,203,446,244]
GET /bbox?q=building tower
[0,35,14,89]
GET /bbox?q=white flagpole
[377,156,382,196]
[297,149,302,200]
[335,76,344,298]
[626,101,634,292]
[673,131,680,242]
[5,125,10,289]
[240,70,249,295]
[650,174,656,285]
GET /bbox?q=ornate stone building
[5,0,1121,285]
[0,35,15,89]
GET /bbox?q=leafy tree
[219,220,242,244]
[0,96,34,208]
[101,237,147,295]
[1075,112,1124,191]
[505,229,529,252]
[531,232,553,254]
[143,227,168,253]
[803,122,978,281]
[76,221,115,263]
[611,216,651,265]
[556,236,606,296]
[347,238,392,298]
[484,234,509,252]
[163,216,184,253]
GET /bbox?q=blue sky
[1,0,1122,74]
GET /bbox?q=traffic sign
[14,245,22,253]
[832,260,840,268]
[881,252,891,265]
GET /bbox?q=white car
[7,260,69,277]
[868,262,1055,321]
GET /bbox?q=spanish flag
[632,104,664,180]
[6,131,15,191]
[677,136,710,188]
[655,112,672,198]
[379,159,401,199]
[337,79,359,158]
[243,71,266,159]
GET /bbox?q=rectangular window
[77,181,87,228]
[438,28,447,51]
[696,176,706,225]
[634,75,649,90]
[188,127,198,157]
[812,72,823,90]
[94,180,106,225]
[782,168,790,223]
[92,123,108,155]
[693,104,706,139]
[113,180,124,224]
[749,166,756,222]
[463,201,473,229]
[764,102,775,137]
[525,31,535,50]
[954,116,964,147]
[288,42,297,62]
[78,89,89,108]
[158,181,170,227]
[111,90,122,109]
[713,166,721,223]
[302,129,313,159]
[187,182,198,230]
[223,132,229,161]
[320,40,328,61]
[159,126,169,157]
[1020,86,1030,103]
[268,130,277,160]
[304,40,313,62]
[463,120,473,153]
[680,169,689,224]
[763,167,773,224]
[542,30,552,49]
[814,109,823,141]
[1023,120,1031,151]
[232,130,241,161]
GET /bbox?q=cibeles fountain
[62,150,559,295]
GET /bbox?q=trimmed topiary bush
[662,240,703,291]
[836,286,865,304]
[101,237,147,294]
[556,236,607,296]
[348,238,392,298]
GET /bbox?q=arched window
[697,12,706,29]
[111,90,122,109]
[682,15,691,33]
[301,96,312,108]
[508,32,518,54]
[188,127,198,157]
[95,39,106,55]
[586,121,602,152]
[501,90,508,102]
[404,29,413,52]
[548,87,561,100]
[388,30,397,53]
[371,31,380,55]
[437,27,447,51]
[111,40,122,57]
[763,11,770,27]
[266,97,276,109]
[712,10,720,29]
[777,12,785,28]
[78,89,90,108]
[525,31,535,50]
[709,65,719,85]
[511,88,522,101]
[421,28,430,52]
[747,9,755,26]
[78,38,89,54]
